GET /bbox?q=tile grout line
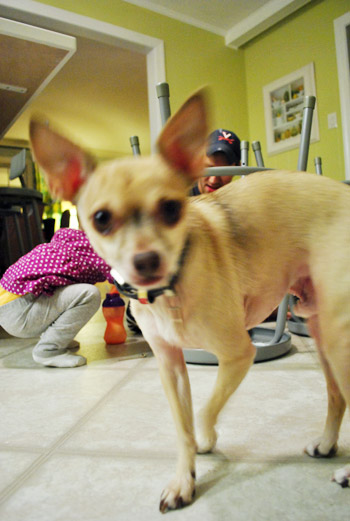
[0,358,150,505]
[0,345,35,363]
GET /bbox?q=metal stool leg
[252,141,265,167]
[297,96,316,171]
[286,95,316,338]
[156,82,171,127]
[314,156,322,175]
[130,136,141,156]
[240,141,249,166]
[266,294,289,345]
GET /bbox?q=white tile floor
[0,304,349,520]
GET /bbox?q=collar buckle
[137,289,152,305]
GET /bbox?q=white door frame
[334,11,350,180]
[0,0,166,150]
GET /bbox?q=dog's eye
[93,209,113,234]
[157,199,183,226]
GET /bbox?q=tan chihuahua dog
[30,92,350,512]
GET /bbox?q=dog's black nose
[134,251,160,278]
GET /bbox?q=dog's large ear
[157,91,208,181]
[29,119,96,201]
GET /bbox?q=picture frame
[263,63,319,155]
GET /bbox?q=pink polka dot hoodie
[0,228,113,297]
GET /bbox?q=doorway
[0,0,166,150]
[334,11,350,180]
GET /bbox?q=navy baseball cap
[206,129,241,164]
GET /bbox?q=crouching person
[0,228,113,367]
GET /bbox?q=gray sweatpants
[0,284,101,367]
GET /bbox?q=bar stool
[153,83,319,365]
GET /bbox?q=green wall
[36,0,349,179]
[244,0,349,179]
[36,0,249,144]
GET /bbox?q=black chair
[0,149,44,271]
[60,209,70,228]
[0,206,25,269]
[9,148,28,187]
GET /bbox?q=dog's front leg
[132,305,196,511]
[153,341,196,513]
[197,334,256,453]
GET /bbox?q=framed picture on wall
[263,62,319,155]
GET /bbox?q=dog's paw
[332,465,350,488]
[304,437,338,458]
[196,427,217,454]
[159,472,196,513]
[196,412,217,454]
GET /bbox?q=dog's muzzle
[111,238,191,304]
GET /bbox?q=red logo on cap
[218,131,234,145]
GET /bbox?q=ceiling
[1,0,312,159]
[3,35,149,159]
[123,0,313,47]
[0,16,76,140]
